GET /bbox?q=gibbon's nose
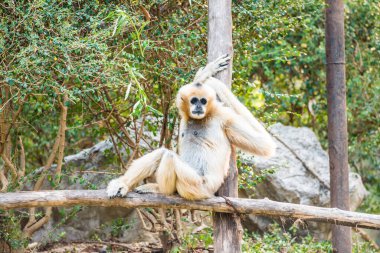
[192,108,204,114]
[192,105,204,115]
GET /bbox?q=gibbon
[107,54,276,200]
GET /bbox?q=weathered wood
[208,0,240,252]
[325,0,351,252]
[1,190,380,230]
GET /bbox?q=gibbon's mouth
[192,110,204,115]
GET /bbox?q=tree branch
[0,190,379,230]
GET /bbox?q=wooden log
[1,190,380,230]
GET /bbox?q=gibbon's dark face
[176,82,217,120]
[189,96,208,119]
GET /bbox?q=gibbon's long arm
[203,77,276,157]
[223,109,276,157]
[204,77,269,134]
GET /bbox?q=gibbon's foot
[133,183,160,194]
[106,178,129,198]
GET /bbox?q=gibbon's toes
[106,179,129,198]
[134,184,160,194]
[133,189,148,194]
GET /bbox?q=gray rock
[240,123,368,239]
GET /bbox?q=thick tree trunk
[325,0,351,252]
[207,0,241,252]
[1,190,380,230]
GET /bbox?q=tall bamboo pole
[325,0,351,252]
[208,1,242,252]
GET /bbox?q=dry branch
[0,190,379,230]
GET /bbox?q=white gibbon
[107,54,276,200]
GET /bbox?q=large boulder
[240,123,368,239]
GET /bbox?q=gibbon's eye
[200,98,207,105]
[190,97,199,105]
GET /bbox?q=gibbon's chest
[180,120,222,148]
[179,119,230,176]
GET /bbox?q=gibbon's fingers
[213,54,231,69]
[214,53,230,64]
[193,55,231,82]
[210,59,230,76]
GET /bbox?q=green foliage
[344,0,380,213]
[242,224,379,253]
[0,211,28,249]
[171,227,213,253]
[173,223,379,253]
[110,217,131,238]
[238,159,276,193]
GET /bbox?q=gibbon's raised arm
[194,54,231,83]
[223,108,276,157]
[204,77,269,134]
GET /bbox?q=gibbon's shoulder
[212,104,236,122]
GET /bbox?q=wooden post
[325,0,351,252]
[208,1,242,252]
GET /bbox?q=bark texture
[325,0,351,252]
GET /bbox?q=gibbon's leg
[162,152,211,200]
[107,148,167,198]
[194,54,231,83]
[134,150,178,195]
[155,151,177,194]
[107,148,207,199]
[155,151,209,199]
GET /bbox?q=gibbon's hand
[209,53,231,74]
[194,54,231,82]
[106,178,129,198]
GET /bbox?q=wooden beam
[1,190,380,230]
